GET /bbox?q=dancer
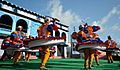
[105,36,116,63]
[0,35,12,61]
[11,26,25,64]
[37,17,58,70]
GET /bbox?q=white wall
[0,39,4,57]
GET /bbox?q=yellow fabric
[12,31,25,38]
[94,55,99,65]
[84,49,94,68]
[11,31,25,44]
[13,51,22,64]
[106,52,113,63]
[78,31,87,39]
[105,39,116,63]
[37,24,51,67]
[25,52,32,62]
[40,46,50,67]
[37,25,44,36]
[12,31,25,64]
[37,25,51,37]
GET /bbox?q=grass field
[0,59,119,70]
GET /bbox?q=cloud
[47,0,120,42]
[118,39,120,45]
[111,23,120,31]
[47,0,82,30]
[47,0,120,33]
[93,5,120,25]
[92,5,120,33]
[100,7,118,24]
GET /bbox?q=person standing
[11,26,25,64]
[24,35,33,62]
[37,17,58,70]
[82,26,94,69]
[105,36,116,63]
[92,50,101,67]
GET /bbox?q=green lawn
[0,59,119,70]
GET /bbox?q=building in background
[0,0,69,58]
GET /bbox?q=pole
[74,26,75,32]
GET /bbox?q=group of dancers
[0,16,117,70]
[71,23,117,69]
[0,17,59,70]
[0,26,33,63]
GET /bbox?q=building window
[61,32,66,41]
[0,14,13,30]
[16,19,28,33]
[55,31,60,37]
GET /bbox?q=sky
[6,0,120,44]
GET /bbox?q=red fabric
[53,24,58,32]
[95,50,101,55]
[77,42,105,46]
[96,26,100,30]
[1,44,7,49]
[105,40,116,48]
